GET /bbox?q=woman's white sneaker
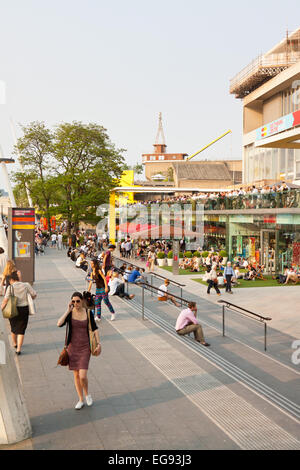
[75,401,84,410]
[86,395,93,406]
[110,314,116,321]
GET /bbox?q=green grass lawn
[161,266,205,275]
[192,276,300,288]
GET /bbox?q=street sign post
[8,208,35,283]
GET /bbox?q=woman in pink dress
[57,292,101,410]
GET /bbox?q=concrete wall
[263,92,282,123]
[244,103,263,134]
[176,179,233,189]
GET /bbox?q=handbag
[2,285,18,319]
[27,289,36,316]
[57,322,69,366]
[87,309,101,356]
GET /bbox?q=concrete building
[231,28,300,185]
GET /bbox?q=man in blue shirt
[128,268,142,284]
[224,261,235,294]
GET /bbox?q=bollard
[0,315,32,445]
[222,305,225,337]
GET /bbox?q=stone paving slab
[1,251,240,450]
[1,250,300,450]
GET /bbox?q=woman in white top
[1,271,37,355]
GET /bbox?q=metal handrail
[130,281,190,321]
[217,300,272,322]
[148,272,185,288]
[218,300,272,351]
[112,255,146,273]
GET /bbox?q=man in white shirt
[157,280,179,307]
[108,272,134,299]
[51,233,57,248]
[57,233,63,250]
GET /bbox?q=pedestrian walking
[1,271,37,355]
[102,244,116,275]
[1,260,22,291]
[147,248,157,272]
[51,232,57,248]
[57,233,63,251]
[175,302,210,346]
[88,259,116,321]
[224,261,235,293]
[207,265,221,296]
[57,292,101,410]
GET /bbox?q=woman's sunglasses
[72,299,81,304]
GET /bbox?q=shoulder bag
[2,285,18,319]
[87,309,101,356]
[57,321,69,366]
[26,285,36,316]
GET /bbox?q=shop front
[227,213,300,273]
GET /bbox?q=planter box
[157,258,166,267]
[167,259,173,266]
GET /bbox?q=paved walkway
[119,255,300,339]
[1,250,300,450]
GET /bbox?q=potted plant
[184,251,193,258]
[219,250,228,265]
[179,252,184,258]
[193,251,201,257]
[167,250,173,266]
[157,251,166,267]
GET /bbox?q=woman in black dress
[1,271,37,355]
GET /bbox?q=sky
[0,0,299,190]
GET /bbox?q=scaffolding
[230,29,300,99]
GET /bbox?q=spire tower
[153,112,167,154]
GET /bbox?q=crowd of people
[118,182,299,210]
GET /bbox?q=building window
[158,155,164,161]
[279,149,286,177]
[150,156,156,161]
[296,161,300,179]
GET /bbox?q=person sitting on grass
[190,256,200,272]
[256,265,265,280]
[284,269,299,285]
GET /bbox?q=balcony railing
[118,189,300,212]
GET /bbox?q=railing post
[142,283,145,321]
[222,304,225,337]
[150,275,153,297]
[264,322,267,351]
[180,287,183,307]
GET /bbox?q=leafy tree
[52,121,125,231]
[12,122,56,227]
[12,121,125,233]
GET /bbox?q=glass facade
[203,214,300,272]
[244,145,300,183]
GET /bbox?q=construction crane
[186,130,232,161]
